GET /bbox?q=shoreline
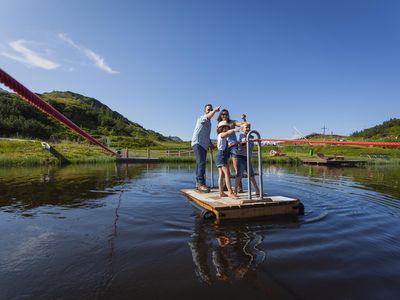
[1,139,400,167]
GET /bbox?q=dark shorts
[236,155,254,177]
[228,145,238,158]
[216,149,229,167]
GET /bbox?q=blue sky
[1,0,399,140]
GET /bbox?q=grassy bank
[0,139,114,166]
[269,143,400,165]
[2,138,400,166]
[155,143,400,165]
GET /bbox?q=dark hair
[204,104,213,111]
[217,109,231,123]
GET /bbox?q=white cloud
[58,33,119,74]
[1,40,60,70]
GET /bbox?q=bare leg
[234,176,242,195]
[231,156,238,176]
[218,168,228,197]
[222,165,238,199]
[250,176,260,195]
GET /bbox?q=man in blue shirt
[191,104,221,192]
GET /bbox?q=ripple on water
[1,164,400,299]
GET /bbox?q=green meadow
[2,138,400,166]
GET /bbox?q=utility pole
[322,125,328,136]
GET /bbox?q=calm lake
[1,163,400,299]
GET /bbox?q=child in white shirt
[216,121,240,199]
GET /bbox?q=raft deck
[181,189,303,221]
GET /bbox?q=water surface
[1,163,399,299]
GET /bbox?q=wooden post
[147,147,150,159]
[125,148,129,158]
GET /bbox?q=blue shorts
[228,145,238,158]
[216,149,229,167]
[236,155,254,177]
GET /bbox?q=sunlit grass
[0,139,114,166]
[1,138,400,166]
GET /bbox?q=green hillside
[0,90,173,148]
[305,133,348,140]
[305,119,400,142]
[351,118,400,141]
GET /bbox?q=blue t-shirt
[226,121,238,146]
[191,115,211,150]
[227,131,238,147]
[237,133,254,157]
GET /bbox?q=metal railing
[247,130,263,200]
[207,130,264,198]
[210,149,214,188]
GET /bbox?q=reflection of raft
[181,189,304,222]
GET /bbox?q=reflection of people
[191,104,221,193]
[216,121,240,199]
[235,123,260,196]
[188,221,266,283]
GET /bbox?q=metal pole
[209,149,214,188]
[246,136,252,200]
[246,130,263,200]
[258,137,263,200]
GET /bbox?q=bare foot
[228,193,239,199]
[219,192,228,198]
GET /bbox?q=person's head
[204,104,213,114]
[217,121,231,134]
[217,109,231,123]
[242,122,251,133]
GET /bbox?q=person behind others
[216,109,242,176]
[191,104,221,193]
[216,121,240,199]
[234,123,260,196]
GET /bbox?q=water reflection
[188,218,274,283]
[281,164,400,210]
[0,163,153,213]
[1,163,400,299]
[284,164,400,198]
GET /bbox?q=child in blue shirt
[234,123,260,196]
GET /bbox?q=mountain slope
[351,118,400,141]
[0,91,169,145]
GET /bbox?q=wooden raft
[181,189,303,221]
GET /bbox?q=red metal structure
[0,68,115,155]
[258,138,400,147]
[1,67,399,152]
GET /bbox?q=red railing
[256,138,400,147]
[2,68,399,152]
[0,68,115,155]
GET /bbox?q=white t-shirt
[217,133,228,151]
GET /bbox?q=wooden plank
[116,157,160,163]
[181,189,302,221]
